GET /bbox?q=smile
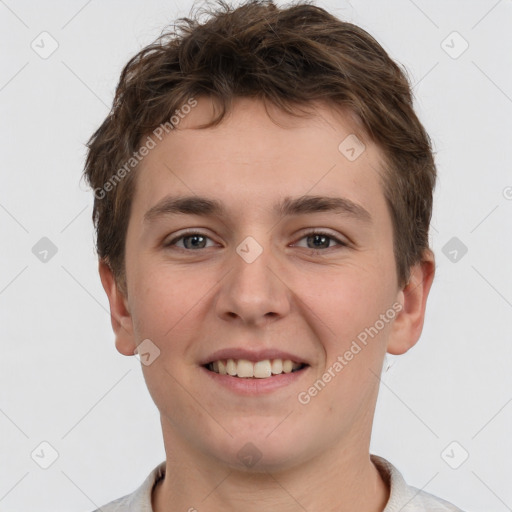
[205,358,307,379]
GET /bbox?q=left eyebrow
[275,195,372,223]
[143,194,372,223]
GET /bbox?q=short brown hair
[84,0,436,291]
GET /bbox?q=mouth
[203,358,309,379]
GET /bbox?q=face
[103,97,432,472]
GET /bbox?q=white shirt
[92,454,464,511]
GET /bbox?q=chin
[205,423,308,473]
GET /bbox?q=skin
[100,96,435,512]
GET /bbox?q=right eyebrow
[144,196,225,223]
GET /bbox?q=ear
[98,259,136,356]
[387,251,435,355]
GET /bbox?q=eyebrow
[144,194,372,223]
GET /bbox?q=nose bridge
[216,234,290,324]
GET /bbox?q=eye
[294,230,347,250]
[165,231,217,250]
[164,229,347,251]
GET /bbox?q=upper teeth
[209,359,303,378]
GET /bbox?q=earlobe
[387,252,435,355]
[98,259,137,357]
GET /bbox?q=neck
[152,427,389,512]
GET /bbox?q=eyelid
[292,229,348,248]
[163,229,219,248]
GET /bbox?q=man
[84,1,464,510]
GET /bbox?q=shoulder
[90,493,131,512]
[371,454,465,512]
[90,461,166,512]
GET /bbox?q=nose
[214,237,291,327]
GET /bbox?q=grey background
[0,0,511,510]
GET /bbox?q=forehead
[132,97,388,220]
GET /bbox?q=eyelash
[165,229,348,251]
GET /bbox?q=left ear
[387,250,435,355]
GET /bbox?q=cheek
[299,268,393,412]
[298,263,395,349]
[127,261,209,344]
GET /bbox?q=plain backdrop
[0,0,511,511]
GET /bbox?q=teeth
[283,360,293,373]
[218,360,227,375]
[271,359,283,375]
[237,359,254,378]
[208,358,304,378]
[253,360,272,378]
[226,359,237,376]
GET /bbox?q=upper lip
[200,348,309,366]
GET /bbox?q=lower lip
[200,365,309,395]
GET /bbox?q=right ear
[98,259,136,356]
